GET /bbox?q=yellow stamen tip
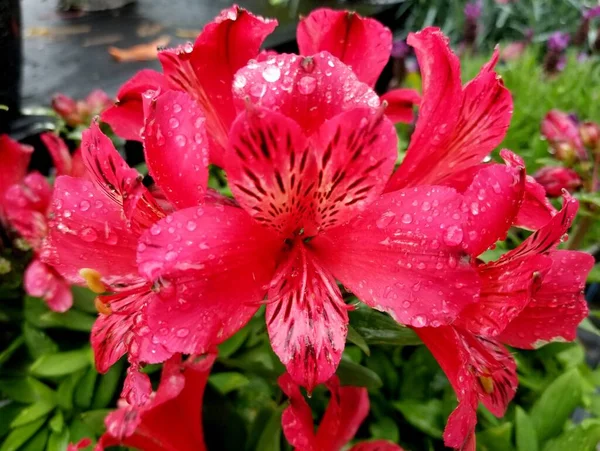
[79,268,107,294]
[94,297,112,315]
[479,375,495,394]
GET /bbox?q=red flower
[52,90,112,127]
[533,166,582,197]
[279,373,404,451]
[0,135,33,224]
[416,194,593,450]
[96,353,216,451]
[42,90,211,404]
[541,109,588,162]
[102,7,419,165]
[138,48,480,391]
[2,133,83,311]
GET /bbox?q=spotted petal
[24,259,73,312]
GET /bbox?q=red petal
[232,52,381,134]
[417,327,517,448]
[81,122,164,228]
[122,365,152,406]
[313,187,479,327]
[40,132,73,176]
[137,205,281,355]
[143,90,209,208]
[385,28,461,191]
[226,106,315,236]
[43,176,141,285]
[24,260,73,312]
[500,250,593,348]
[461,157,524,256]
[310,108,397,233]
[316,377,369,450]
[159,6,276,166]
[380,88,420,124]
[101,69,169,141]
[279,373,319,450]
[349,441,405,451]
[267,245,348,391]
[4,172,52,249]
[0,135,33,222]
[297,9,392,87]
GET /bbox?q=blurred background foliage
[3,0,600,450]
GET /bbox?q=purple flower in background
[391,39,410,59]
[583,6,600,20]
[464,1,482,20]
[548,32,570,52]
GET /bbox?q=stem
[567,215,593,250]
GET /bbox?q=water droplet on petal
[412,315,427,327]
[169,118,179,129]
[262,65,281,82]
[79,200,90,212]
[165,251,177,262]
[376,210,396,229]
[175,135,187,147]
[297,76,316,95]
[80,227,98,242]
[186,220,197,231]
[443,226,464,246]
[401,213,413,224]
[176,328,190,338]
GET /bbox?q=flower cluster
[2,6,593,450]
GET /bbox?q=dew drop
[165,251,178,261]
[80,227,98,242]
[401,213,413,224]
[297,76,316,95]
[79,200,90,212]
[262,65,281,82]
[233,74,247,89]
[376,210,396,229]
[176,328,190,338]
[150,224,162,235]
[175,134,187,147]
[412,315,427,327]
[169,118,179,129]
[186,220,197,231]
[172,103,182,113]
[443,226,464,246]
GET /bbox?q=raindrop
[233,74,247,89]
[175,135,187,148]
[176,328,190,338]
[186,220,197,231]
[262,65,281,82]
[412,315,428,327]
[79,200,90,212]
[172,103,182,113]
[80,227,98,242]
[443,226,463,246]
[297,76,317,95]
[376,211,396,229]
[169,118,179,129]
[165,251,178,261]
[401,213,413,224]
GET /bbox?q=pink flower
[52,90,112,127]
[416,193,593,450]
[533,166,582,197]
[96,353,216,451]
[2,133,83,312]
[137,39,481,391]
[102,7,419,164]
[279,373,404,451]
[541,109,588,162]
[0,135,33,224]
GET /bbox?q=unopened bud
[533,166,582,197]
[580,121,600,149]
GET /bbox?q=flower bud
[580,121,600,149]
[51,93,77,120]
[541,110,588,162]
[533,166,582,197]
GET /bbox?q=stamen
[94,297,112,315]
[79,268,107,294]
[479,375,495,394]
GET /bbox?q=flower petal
[297,8,392,87]
[461,155,525,256]
[500,250,593,348]
[227,106,315,236]
[233,52,380,134]
[43,176,141,285]
[267,245,348,390]
[309,108,397,233]
[4,172,52,249]
[385,28,461,191]
[311,187,479,327]
[24,260,73,312]
[380,88,420,124]
[101,69,169,141]
[349,441,405,451]
[159,6,276,166]
[40,132,74,176]
[279,373,319,450]
[143,90,209,209]
[0,135,33,222]
[137,205,281,355]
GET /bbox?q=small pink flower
[52,90,112,127]
[0,135,33,224]
[534,166,582,197]
[541,109,587,162]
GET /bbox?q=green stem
[567,215,593,250]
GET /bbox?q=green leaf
[515,406,538,451]
[346,325,370,356]
[23,322,58,358]
[348,306,421,346]
[24,296,95,332]
[74,367,98,410]
[478,423,515,451]
[254,406,283,451]
[19,428,49,451]
[0,335,24,367]
[71,286,98,314]
[530,368,582,442]
[337,358,382,390]
[92,360,123,408]
[79,409,111,435]
[0,377,55,404]
[393,399,444,438]
[587,265,600,283]
[47,428,70,451]
[0,403,23,438]
[10,398,55,427]
[49,410,64,433]
[209,372,251,395]
[218,325,251,358]
[0,418,45,451]
[543,419,600,451]
[30,348,92,378]
[369,416,399,443]
[57,370,86,411]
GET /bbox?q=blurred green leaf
[74,367,99,410]
[47,428,70,451]
[348,307,421,346]
[0,418,45,451]
[393,399,444,438]
[19,428,49,451]
[515,406,538,451]
[347,325,370,356]
[57,369,86,411]
[79,409,111,435]
[92,360,123,409]
[30,348,92,378]
[478,423,515,451]
[23,322,58,359]
[209,372,251,395]
[218,325,251,358]
[369,416,400,443]
[337,358,383,390]
[254,406,283,451]
[543,419,600,451]
[10,399,55,428]
[0,336,24,367]
[0,377,55,404]
[24,296,95,332]
[48,410,64,433]
[0,403,23,438]
[71,286,99,314]
[530,368,582,442]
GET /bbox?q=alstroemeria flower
[138,49,479,390]
[541,109,588,162]
[0,134,33,224]
[52,89,113,127]
[533,166,582,197]
[42,90,211,404]
[2,133,84,312]
[279,373,404,451]
[96,353,216,451]
[102,5,277,167]
[416,193,593,450]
